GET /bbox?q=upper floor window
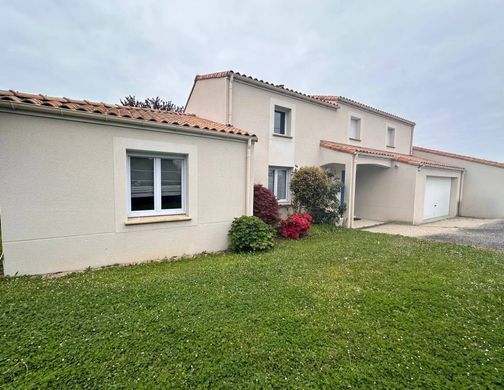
[268,166,291,202]
[349,117,361,140]
[387,126,396,147]
[274,107,291,136]
[128,153,186,217]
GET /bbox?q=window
[274,110,286,135]
[268,167,290,202]
[128,153,186,217]
[350,117,361,140]
[387,126,395,147]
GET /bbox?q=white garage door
[423,176,452,220]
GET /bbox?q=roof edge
[312,95,416,126]
[413,146,504,168]
[320,140,464,171]
[0,100,257,142]
[194,71,340,110]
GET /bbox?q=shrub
[228,216,275,252]
[281,213,313,239]
[290,167,344,224]
[253,184,280,226]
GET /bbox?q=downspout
[227,73,234,126]
[245,138,253,215]
[409,124,416,155]
[458,169,465,216]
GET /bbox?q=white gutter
[417,163,464,172]
[409,124,416,155]
[458,169,465,216]
[227,73,234,125]
[0,101,257,144]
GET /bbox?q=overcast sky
[1,0,503,160]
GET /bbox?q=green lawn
[1,228,503,388]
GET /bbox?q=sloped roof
[194,71,414,125]
[413,146,504,168]
[312,95,415,125]
[320,140,463,170]
[194,71,340,109]
[0,90,255,138]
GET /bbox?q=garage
[423,176,452,220]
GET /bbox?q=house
[1,71,502,275]
[412,147,504,218]
[0,90,256,275]
[185,71,467,228]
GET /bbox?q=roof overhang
[0,101,258,143]
[320,140,464,171]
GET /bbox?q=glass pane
[274,111,285,134]
[130,157,155,211]
[277,169,287,200]
[161,158,182,210]
[388,128,394,145]
[351,118,360,139]
[268,168,275,192]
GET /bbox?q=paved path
[363,217,504,250]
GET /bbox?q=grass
[1,227,503,388]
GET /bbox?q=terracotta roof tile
[320,140,463,170]
[312,95,415,125]
[194,71,415,125]
[0,89,255,138]
[413,146,504,168]
[195,71,339,109]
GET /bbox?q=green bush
[290,167,344,224]
[228,216,275,252]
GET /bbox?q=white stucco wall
[413,149,504,218]
[354,162,417,223]
[0,111,250,275]
[185,77,228,124]
[186,77,415,188]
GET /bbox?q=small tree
[253,184,280,226]
[290,166,344,224]
[120,95,184,112]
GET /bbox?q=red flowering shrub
[281,213,313,239]
[253,184,280,226]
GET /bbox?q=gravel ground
[425,219,504,250]
[364,217,504,251]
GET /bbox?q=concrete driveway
[363,217,504,250]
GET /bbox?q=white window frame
[127,152,187,217]
[268,166,291,203]
[348,113,362,141]
[273,105,291,137]
[386,124,396,147]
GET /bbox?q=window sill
[386,145,396,149]
[272,133,293,139]
[125,214,191,225]
[349,137,362,142]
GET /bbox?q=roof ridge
[195,71,340,108]
[312,95,415,125]
[194,71,415,125]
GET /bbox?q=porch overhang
[320,140,464,171]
